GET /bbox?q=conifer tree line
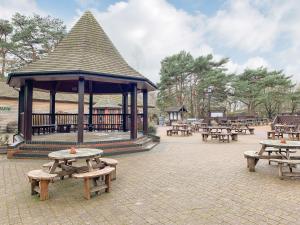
[0,13,66,79]
[157,51,300,118]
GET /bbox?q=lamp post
[206,86,214,125]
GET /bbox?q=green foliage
[233,67,293,118]
[10,13,66,70]
[0,13,66,75]
[148,123,157,135]
[0,134,9,145]
[157,51,230,118]
[289,88,300,113]
[158,52,297,118]
[0,19,13,78]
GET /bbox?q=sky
[1,0,300,84]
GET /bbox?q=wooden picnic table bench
[56,124,72,133]
[167,129,178,136]
[167,128,192,136]
[202,131,238,142]
[269,159,300,179]
[73,166,115,200]
[233,127,254,135]
[92,157,118,180]
[244,140,300,172]
[27,149,121,201]
[287,131,300,141]
[32,124,56,135]
[27,169,57,201]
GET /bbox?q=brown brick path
[0,126,299,225]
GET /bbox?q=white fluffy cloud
[226,57,270,74]
[83,0,300,82]
[207,0,279,52]
[0,0,44,19]
[89,0,210,82]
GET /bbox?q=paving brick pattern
[1,126,300,225]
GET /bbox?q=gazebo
[7,11,156,146]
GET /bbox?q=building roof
[165,106,188,113]
[0,81,156,107]
[16,11,143,78]
[8,11,156,91]
[93,97,121,109]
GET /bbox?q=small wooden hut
[165,106,188,124]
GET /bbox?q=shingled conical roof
[18,11,143,79]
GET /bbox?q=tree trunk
[31,46,37,62]
[1,51,5,80]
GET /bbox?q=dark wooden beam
[88,81,93,131]
[143,89,148,135]
[130,83,137,140]
[18,86,25,134]
[122,92,128,132]
[78,78,85,143]
[24,80,33,142]
[50,90,56,125]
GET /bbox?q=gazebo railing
[30,113,144,134]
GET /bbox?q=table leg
[49,159,60,174]
[286,149,290,160]
[86,159,93,172]
[258,144,266,155]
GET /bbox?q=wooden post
[18,86,25,134]
[105,174,111,193]
[130,84,137,140]
[88,81,93,131]
[84,178,91,200]
[50,90,56,125]
[142,89,148,135]
[39,180,50,201]
[78,78,85,143]
[122,92,128,132]
[24,80,33,142]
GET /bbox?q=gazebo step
[9,136,157,159]
[13,152,49,158]
[19,143,141,151]
[134,137,152,145]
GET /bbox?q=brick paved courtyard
[1,126,300,225]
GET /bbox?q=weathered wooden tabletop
[260,140,300,149]
[48,148,103,160]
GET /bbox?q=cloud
[83,0,210,83]
[0,0,44,19]
[207,0,280,52]
[75,0,100,8]
[226,57,270,74]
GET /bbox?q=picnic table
[244,140,300,172]
[27,148,119,200]
[202,126,231,133]
[32,124,56,135]
[268,125,300,140]
[172,124,189,129]
[274,124,297,132]
[201,127,238,142]
[48,148,103,175]
[258,140,300,159]
[287,131,300,141]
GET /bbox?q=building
[165,106,188,124]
